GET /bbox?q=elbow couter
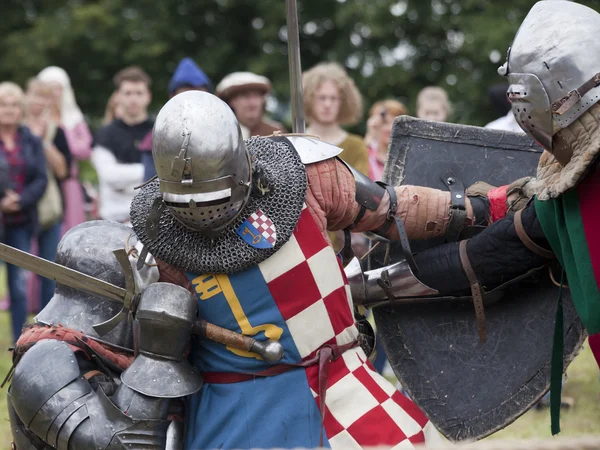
[344,257,438,307]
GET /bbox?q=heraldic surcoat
[184,205,441,450]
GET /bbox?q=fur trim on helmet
[529,102,600,200]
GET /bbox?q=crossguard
[92,249,139,336]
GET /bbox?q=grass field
[0,265,598,448]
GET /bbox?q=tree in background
[1,0,597,129]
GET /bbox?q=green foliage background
[1,0,600,130]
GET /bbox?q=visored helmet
[152,91,252,234]
[499,1,600,152]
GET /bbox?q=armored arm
[8,340,173,450]
[347,200,552,306]
[322,158,500,240]
[9,283,202,450]
[413,199,550,294]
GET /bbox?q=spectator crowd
[0,56,514,350]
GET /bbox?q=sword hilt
[92,249,139,336]
[192,319,284,363]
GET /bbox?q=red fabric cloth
[15,324,134,370]
[588,333,600,369]
[579,172,600,368]
[488,185,508,222]
[367,144,385,181]
[578,172,600,302]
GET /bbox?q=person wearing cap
[140,58,212,181]
[168,57,212,97]
[216,72,286,139]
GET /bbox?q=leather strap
[83,370,104,381]
[459,240,486,343]
[376,183,397,235]
[340,229,355,265]
[514,209,555,259]
[353,205,368,227]
[378,183,418,274]
[441,172,466,242]
[202,340,358,384]
[202,339,358,447]
[552,72,600,115]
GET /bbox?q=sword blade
[286,0,305,133]
[0,242,127,304]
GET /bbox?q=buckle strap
[514,209,555,260]
[440,171,466,242]
[459,240,486,343]
[376,183,419,274]
[552,72,600,115]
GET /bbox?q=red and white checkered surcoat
[250,205,442,448]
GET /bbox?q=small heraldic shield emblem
[236,209,277,249]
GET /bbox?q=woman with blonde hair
[416,86,451,122]
[38,66,93,233]
[25,78,72,310]
[0,81,47,342]
[303,62,369,175]
[364,99,409,180]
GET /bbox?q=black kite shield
[372,117,586,441]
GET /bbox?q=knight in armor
[122,88,510,449]
[383,0,600,432]
[6,221,201,449]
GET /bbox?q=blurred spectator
[0,82,47,342]
[92,66,152,223]
[485,112,522,133]
[416,86,451,122]
[103,91,123,126]
[141,57,212,181]
[365,99,409,180]
[25,79,72,309]
[217,72,286,139]
[38,67,93,233]
[485,84,523,132]
[303,62,369,175]
[169,57,212,96]
[0,156,9,243]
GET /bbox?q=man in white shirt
[92,67,153,223]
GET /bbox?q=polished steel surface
[152,91,252,233]
[0,242,127,305]
[501,1,600,150]
[345,257,438,306]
